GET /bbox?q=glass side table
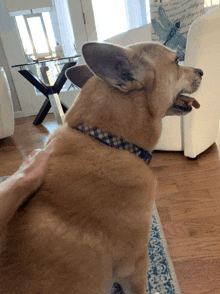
[12,55,81,125]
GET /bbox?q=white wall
[4,0,52,13]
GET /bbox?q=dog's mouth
[166,92,200,116]
[173,93,200,112]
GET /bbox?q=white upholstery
[181,6,220,158]
[0,67,14,139]
[106,8,220,158]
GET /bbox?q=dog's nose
[194,68,204,77]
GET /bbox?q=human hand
[0,143,54,227]
[14,143,54,195]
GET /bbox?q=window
[91,0,128,41]
[204,0,220,7]
[90,0,151,41]
[15,12,56,60]
[15,11,75,94]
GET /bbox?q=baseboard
[14,111,23,118]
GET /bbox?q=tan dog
[0,42,202,293]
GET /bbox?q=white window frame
[23,13,53,59]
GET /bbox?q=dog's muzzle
[166,68,203,116]
[172,68,203,113]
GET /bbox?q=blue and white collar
[72,124,152,165]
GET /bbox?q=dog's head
[66,42,202,117]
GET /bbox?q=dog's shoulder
[46,125,154,185]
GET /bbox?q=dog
[0,41,203,293]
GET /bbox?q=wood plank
[168,237,220,262]
[174,259,220,294]
[162,215,220,239]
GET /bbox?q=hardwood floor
[0,115,58,177]
[152,147,220,293]
[1,114,220,293]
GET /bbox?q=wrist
[0,173,24,193]
[0,173,31,204]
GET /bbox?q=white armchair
[106,7,220,158]
[0,67,14,139]
[179,6,220,158]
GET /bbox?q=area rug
[0,176,181,294]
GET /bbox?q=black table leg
[17,60,78,125]
[33,98,51,125]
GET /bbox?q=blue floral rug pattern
[110,203,181,294]
[0,177,180,294]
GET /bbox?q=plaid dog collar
[72,124,152,165]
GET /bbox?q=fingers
[16,149,42,173]
[13,141,55,186]
[30,149,42,156]
[43,141,55,153]
[18,143,54,172]
[0,145,55,206]
[23,150,51,176]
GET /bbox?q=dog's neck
[64,77,163,153]
[72,124,152,164]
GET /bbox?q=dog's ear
[65,65,94,88]
[82,42,150,92]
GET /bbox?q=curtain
[124,0,150,30]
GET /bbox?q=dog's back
[0,126,155,293]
